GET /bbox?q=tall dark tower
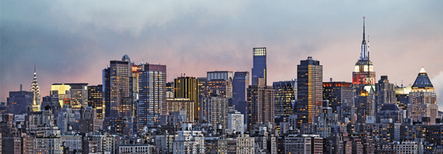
[296,56,323,124]
[252,47,267,86]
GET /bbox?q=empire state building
[352,17,375,86]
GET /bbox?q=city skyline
[1,1,443,109]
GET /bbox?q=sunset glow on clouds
[1,0,443,109]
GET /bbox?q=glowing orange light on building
[132,66,139,72]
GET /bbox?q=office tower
[166,98,195,123]
[322,81,354,122]
[31,65,41,112]
[252,47,267,85]
[232,71,249,112]
[103,54,132,118]
[408,67,438,124]
[295,56,323,124]
[136,63,166,130]
[174,76,199,120]
[375,76,396,113]
[65,83,88,111]
[88,85,104,119]
[273,80,296,117]
[205,71,234,98]
[6,85,33,114]
[50,83,72,108]
[352,17,376,124]
[247,78,275,132]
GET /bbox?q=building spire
[31,63,41,112]
[360,16,368,60]
[363,16,365,41]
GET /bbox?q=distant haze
[1,1,443,109]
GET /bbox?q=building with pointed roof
[31,64,41,112]
[352,17,376,124]
[407,67,438,124]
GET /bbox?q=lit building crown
[30,64,41,112]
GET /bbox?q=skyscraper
[247,78,275,132]
[352,17,376,124]
[407,67,437,124]
[50,83,72,108]
[174,76,199,120]
[252,47,267,86]
[375,76,396,113]
[232,71,249,113]
[65,83,88,111]
[6,85,33,114]
[273,80,296,117]
[30,65,41,112]
[88,85,104,119]
[103,54,132,118]
[137,63,166,130]
[205,71,233,98]
[295,56,323,124]
[102,54,135,135]
[352,17,375,86]
[323,81,354,123]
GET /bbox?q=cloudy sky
[1,1,443,108]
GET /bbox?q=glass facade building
[88,85,104,119]
[174,76,199,120]
[137,63,167,130]
[252,47,267,86]
[273,80,296,117]
[204,71,233,98]
[232,71,249,110]
[296,56,323,124]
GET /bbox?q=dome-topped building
[122,54,131,62]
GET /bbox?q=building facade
[273,80,296,117]
[174,76,199,120]
[137,63,167,130]
[166,98,194,123]
[88,85,104,119]
[408,67,438,124]
[252,47,267,86]
[247,78,275,133]
[296,56,323,124]
[232,71,249,113]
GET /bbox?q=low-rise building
[119,144,157,154]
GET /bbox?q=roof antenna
[368,35,370,60]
